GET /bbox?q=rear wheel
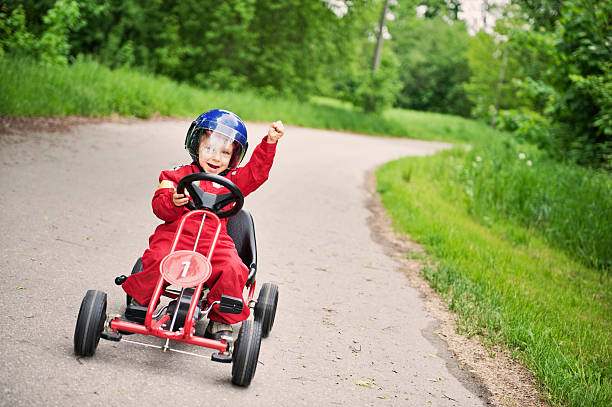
[231,320,262,387]
[74,290,107,357]
[254,283,278,338]
[125,258,143,306]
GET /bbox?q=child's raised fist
[267,120,285,143]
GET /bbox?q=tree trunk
[372,0,390,73]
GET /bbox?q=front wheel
[231,320,262,387]
[74,290,107,357]
[254,283,278,338]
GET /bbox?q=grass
[1,56,497,144]
[0,56,402,137]
[376,150,611,406]
[459,140,612,271]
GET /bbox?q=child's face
[198,132,234,174]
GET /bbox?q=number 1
[181,261,191,278]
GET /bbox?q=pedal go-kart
[73,173,279,387]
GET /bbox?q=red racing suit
[122,136,277,324]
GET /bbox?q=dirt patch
[365,170,551,407]
[0,114,184,136]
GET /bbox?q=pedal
[211,352,232,363]
[125,303,147,324]
[101,331,122,342]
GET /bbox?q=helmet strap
[193,160,205,173]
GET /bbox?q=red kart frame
[107,209,257,353]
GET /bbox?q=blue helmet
[185,109,248,170]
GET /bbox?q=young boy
[121,109,284,340]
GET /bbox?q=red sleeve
[231,136,277,197]
[152,169,188,222]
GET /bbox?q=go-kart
[73,173,279,387]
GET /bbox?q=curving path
[0,120,489,406]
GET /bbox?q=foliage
[511,0,562,30]
[391,13,472,116]
[38,0,81,64]
[3,0,376,101]
[464,0,611,169]
[65,0,373,100]
[463,7,543,122]
[415,0,462,20]
[343,49,401,113]
[493,108,552,148]
[542,0,612,169]
[0,0,80,63]
[0,5,37,57]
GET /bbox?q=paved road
[0,121,487,406]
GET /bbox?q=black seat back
[226,209,257,284]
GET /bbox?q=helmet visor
[196,129,243,170]
[198,119,244,141]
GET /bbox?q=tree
[415,0,462,20]
[511,0,561,30]
[0,0,81,64]
[543,0,612,167]
[391,7,472,116]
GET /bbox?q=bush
[0,0,81,65]
[495,108,552,149]
[346,70,400,114]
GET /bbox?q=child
[121,109,284,340]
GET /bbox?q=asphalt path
[0,120,488,406]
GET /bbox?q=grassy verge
[459,140,612,271]
[1,56,494,144]
[376,149,611,406]
[0,56,399,137]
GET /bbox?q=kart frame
[107,208,255,354]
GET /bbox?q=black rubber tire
[231,320,262,387]
[126,257,143,306]
[74,290,107,357]
[254,283,278,338]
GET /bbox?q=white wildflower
[472,162,477,168]
[518,153,526,160]
[527,160,532,166]
[476,156,482,162]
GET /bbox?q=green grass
[459,140,612,271]
[0,56,402,137]
[0,56,498,144]
[383,107,497,144]
[376,151,612,406]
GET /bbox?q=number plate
[160,250,212,287]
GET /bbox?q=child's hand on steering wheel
[172,188,190,207]
[267,121,285,143]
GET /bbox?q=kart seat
[226,209,257,286]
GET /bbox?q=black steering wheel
[176,173,244,218]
